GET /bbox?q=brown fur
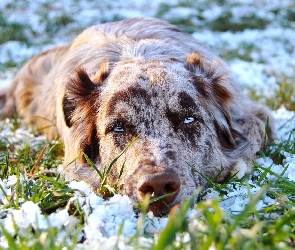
[2,18,274,215]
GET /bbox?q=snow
[0,200,80,248]
[4,114,292,247]
[0,106,293,249]
[194,27,295,93]
[0,0,295,248]
[0,42,36,65]
[273,106,295,140]
[0,119,47,151]
[0,176,18,205]
[202,5,223,22]
[82,194,137,239]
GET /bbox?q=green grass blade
[100,136,139,191]
[0,222,19,250]
[83,153,103,179]
[153,195,195,250]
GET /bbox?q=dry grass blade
[29,145,47,176]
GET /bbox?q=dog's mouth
[148,196,181,216]
[133,194,180,216]
[147,203,175,217]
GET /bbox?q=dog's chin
[147,204,172,217]
[138,199,179,217]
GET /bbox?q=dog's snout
[138,171,181,205]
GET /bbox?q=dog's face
[62,53,247,215]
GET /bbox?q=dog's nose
[138,171,181,205]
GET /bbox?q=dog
[2,17,274,215]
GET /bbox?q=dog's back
[3,45,70,138]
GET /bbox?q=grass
[0,12,31,45]
[155,0,287,33]
[0,114,294,249]
[247,80,295,111]
[83,136,139,198]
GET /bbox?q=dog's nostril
[138,172,181,204]
[139,185,155,197]
[164,182,178,193]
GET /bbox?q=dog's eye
[113,125,125,132]
[184,116,195,124]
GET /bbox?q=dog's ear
[91,62,110,84]
[62,63,110,128]
[62,95,75,128]
[62,67,99,127]
[62,66,107,162]
[184,52,232,103]
[185,52,249,157]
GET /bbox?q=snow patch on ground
[0,107,294,247]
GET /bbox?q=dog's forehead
[97,60,204,134]
[101,60,197,99]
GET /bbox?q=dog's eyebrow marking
[165,91,205,145]
[178,91,198,111]
[106,87,151,117]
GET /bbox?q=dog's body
[2,18,273,215]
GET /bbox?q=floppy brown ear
[62,67,99,127]
[184,52,233,102]
[62,67,105,162]
[91,62,110,84]
[62,63,110,127]
[185,52,249,157]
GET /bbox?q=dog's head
[60,40,248,215]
